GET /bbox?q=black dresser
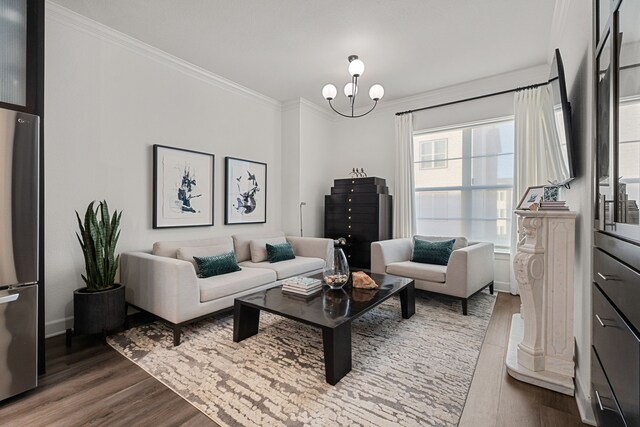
[324,177,392,269]
[591,232,640,427]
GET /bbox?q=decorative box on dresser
[593,0,640,425]
[506,210,577,396]
[324,177,392,269]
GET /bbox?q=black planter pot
[70,283,126,340]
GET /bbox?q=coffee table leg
[322,323,352,385]
[400,282,416,319]
[233,301,260,342]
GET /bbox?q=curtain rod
[395,80,550,116]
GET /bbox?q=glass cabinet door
[616,0,640,225]
[0,0,27,106]
[597,33,614,227]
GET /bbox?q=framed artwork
[153,145,214,228]
[225,157,267,224]
[516,185,545,210]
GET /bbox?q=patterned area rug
[108,290,496,427]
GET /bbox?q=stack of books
[539,200,569,211]
[281,276,323,296]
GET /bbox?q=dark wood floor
[0,293,586,426]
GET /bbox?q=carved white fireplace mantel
[505,210,577,396]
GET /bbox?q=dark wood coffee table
[233,272,415,385]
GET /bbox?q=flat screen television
[548,48,576,185]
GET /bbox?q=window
[413,118,514,250]
[419,139,448,169]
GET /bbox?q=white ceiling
[52,0,557,109]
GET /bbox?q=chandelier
[321,55,384,118]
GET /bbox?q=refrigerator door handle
[0,294,19,304]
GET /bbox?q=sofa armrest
[371,238,412,275]
[286,236,332,261]
[120,252,199,324]
[446,242,495,298]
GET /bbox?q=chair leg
[173,324,182,346]
[489,282,494,295]
[462,299,468,315]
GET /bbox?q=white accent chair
[371,236,494,314]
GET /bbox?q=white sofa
[121,231,331,344]
[371,236,494,315]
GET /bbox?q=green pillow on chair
[266,242,295,263]
[193,252,241,278]
[411,239,456,266]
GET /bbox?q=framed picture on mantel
[225,157,267,224]
[153,145,214,228]
[516,185,544,210]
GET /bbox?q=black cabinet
[324,177,392,269]
[593,1,640,425]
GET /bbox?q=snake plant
[75,200,122,291]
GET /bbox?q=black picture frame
[153,144,214,228]
[225,156,267,224]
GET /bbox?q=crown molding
[281,98,337,121]
[45,1,282,111]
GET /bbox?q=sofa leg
[489,282,494,295]
[462,299,468,316]
[173,324,182,346]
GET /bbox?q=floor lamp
[299,202,306,237]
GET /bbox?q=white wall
[550,0,595,423]
[299,101,335,238]
[44,4,282,336]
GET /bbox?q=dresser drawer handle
[597,272,617,281]
[595,390,619,413]
[595,314,608,328]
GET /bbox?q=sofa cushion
[411,238,455,266]
[194,252,241,278]
[240,256,324,280]
[153,236,233,258]
[414,235,468,251]
[267,242,296,263]
[199,267,277,303]
[249,236,287,262]
[177,244,232,272]
[233,231,286,262]
[386,261,447,283]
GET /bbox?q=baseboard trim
[45,316,73,338]
[494,280,510,292]
[575,372,596,425]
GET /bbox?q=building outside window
[419,138,448,169]
[413,118,514,250]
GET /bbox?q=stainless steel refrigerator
[0,107,39,400]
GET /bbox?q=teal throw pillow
[411,239,456,266]
[266,242,295,263]
[193,252,241,278]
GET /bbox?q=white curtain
[510,85,569,294]
[394,113,416,238]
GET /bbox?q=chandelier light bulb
[344,82,358,98]
[348,58,365,77]
[322,84,337,100]
[369,84,384,101]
